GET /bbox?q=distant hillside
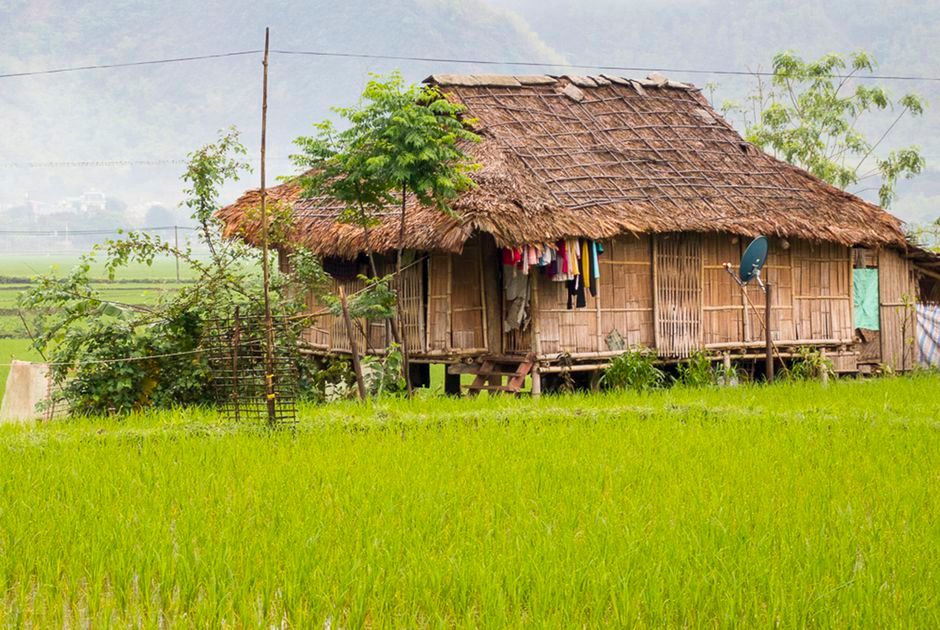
[0,0,562,212]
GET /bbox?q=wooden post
[765,282,774,383]
[231,307,241,423]
[339,286,367,401]
[530,273,542,398]
[820,348,829,386]
[258,27,277,426]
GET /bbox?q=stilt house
[220,73,939,392]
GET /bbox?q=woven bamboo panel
[427,252,451,351]
[301,290,331,349]
[533,275,597,354]
[598,235,654,348]
[879,248,917,371]
[327,277,386,353]
[702,235,745,345]
[398,263,426,354]
[450,236,485,349]
[315,262,424,355]
[791,240,852,342]
[655,233,702,357]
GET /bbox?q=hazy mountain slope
[0,0,562,211]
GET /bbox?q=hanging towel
[591,241,600,279]
[581,239,591,293]
[852,268,880,330]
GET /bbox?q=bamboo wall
[878,248,917,371]
[532,233,853,358]
[426,236,487,354]
[299,231,891,366]
[791,241,852,343]
[655,234,702,356]
[303,263,425,355]
[534,235,654,355]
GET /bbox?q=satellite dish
[739,236,769,284]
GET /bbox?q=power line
[0,157,293,168]
[271,49,940,82]
[2,47,940,83]
[0,50,261,79]
[0,226,198,235]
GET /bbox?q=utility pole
[259,27,277,426]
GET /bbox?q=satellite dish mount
[723,236,775,382]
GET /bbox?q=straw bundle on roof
[218,74,907,256]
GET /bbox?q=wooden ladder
[464,353,536,397]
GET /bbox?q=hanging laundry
[503,265,530,331]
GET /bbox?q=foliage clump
[723,50,926,208]
[601,348,666,392]
[675,350,718,387]
[784,347,835,381]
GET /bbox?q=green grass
[1,375,939,626]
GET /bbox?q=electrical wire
[2,48,939,82]
[0,227,197,235]
[0,50,261,79]
[0,157,293,168]
[271,49,940,82]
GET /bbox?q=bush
[785,347,835,381]
[601,348,665,392]
[675,350,716,387]
[19,129,326,416]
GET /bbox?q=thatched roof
[219,73,907,255]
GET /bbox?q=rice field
[1,374,939,627]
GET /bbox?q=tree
[723,50,926,208]
[293,72,480,395]
[20,129,324,416]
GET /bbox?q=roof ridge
[424,73,695,90]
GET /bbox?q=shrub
[785,347,835,381]
[601,348,666,392]
[675,350,716,387]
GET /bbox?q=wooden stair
[463,353,536,397]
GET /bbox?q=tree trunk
[396,183,414,397]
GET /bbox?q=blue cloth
[853,269,880,330]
